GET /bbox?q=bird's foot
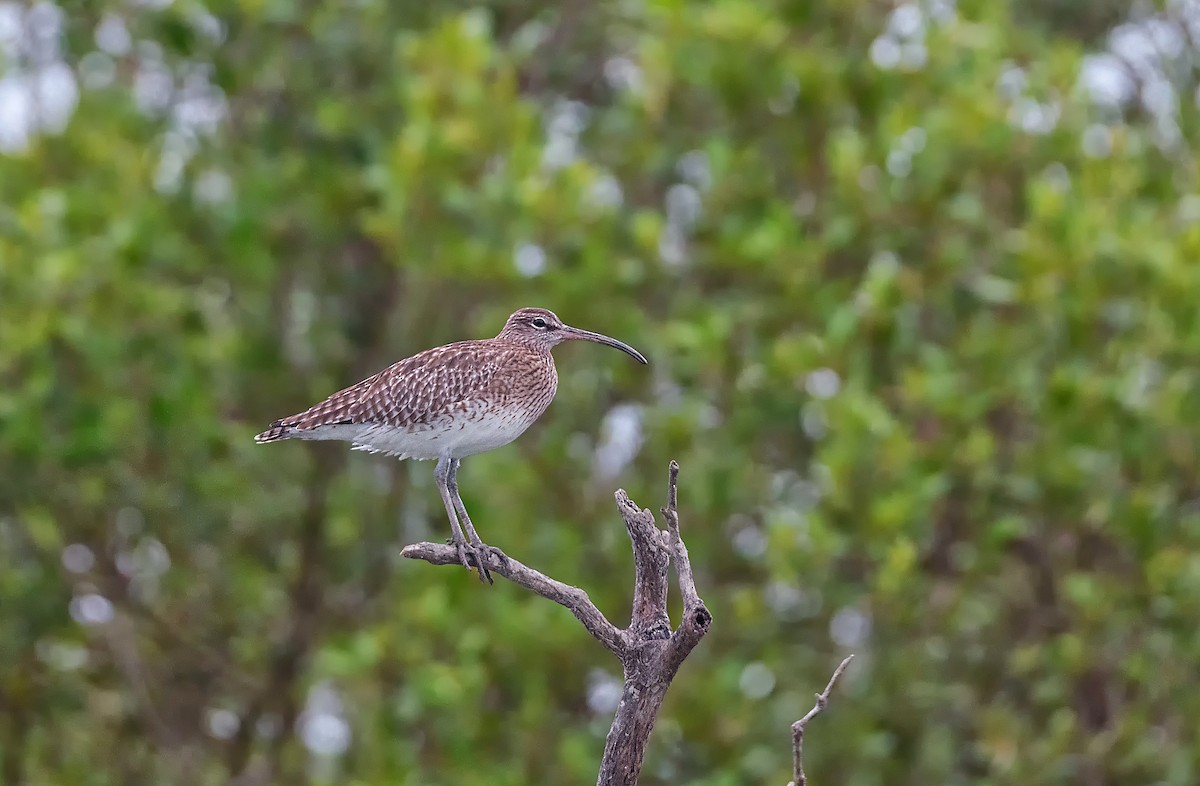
[452,539,472,571]
[445,537,495,584]
[467,542,494,584]
[481,544,508,565]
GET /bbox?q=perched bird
[255,307,647,583]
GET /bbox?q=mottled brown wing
[348,341,518,427]
[255,341,517,442]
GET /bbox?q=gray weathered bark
[401,460,712,786]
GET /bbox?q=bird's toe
[469,545,494,584]
[454,542,471,571]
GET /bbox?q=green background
[4,0,1200,784]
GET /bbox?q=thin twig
[789,655,854,786]
[399,542,628,657]
[661,460,710,672]
[664,459,679,512]
[661,460,698,608]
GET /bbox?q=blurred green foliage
[4,0,1200,784]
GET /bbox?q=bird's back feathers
[253,339,556,445]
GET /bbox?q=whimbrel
[255,307,647,583]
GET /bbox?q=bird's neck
[493,334,554,356]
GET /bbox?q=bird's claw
[453,541,471,571]
[450,538,494,584]
[468,542,494,585]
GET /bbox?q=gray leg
[447,458,485,545]
[434,457,472,573]
[434,456,491,584]
[446,458,492,580]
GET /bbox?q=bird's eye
[532,317,548,329]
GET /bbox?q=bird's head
[498,307,647,364]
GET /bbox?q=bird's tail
[254,420,294,443]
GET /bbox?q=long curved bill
[561,325,648,364]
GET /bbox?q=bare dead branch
[616,490,672,639]
[597,464,708,786]
[789,655,855,786]
[661,460,711,673]
[402,460,712,786]
[399,542,628,657]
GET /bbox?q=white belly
[345,403,538,460]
